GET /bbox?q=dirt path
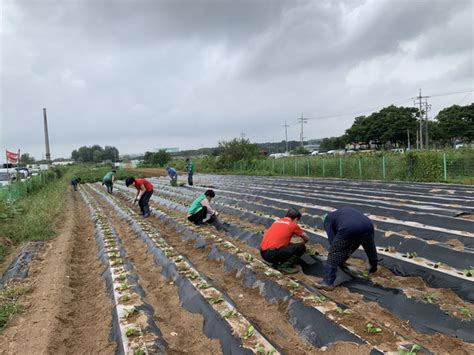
[0,191,116,354]
[90,189,223,354]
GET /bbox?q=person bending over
[315,207,378,290]
[102,169,116,194]
[188,189,217,225]
[166,167,178,187]
[260,208,309,274]
[125,177,154,218]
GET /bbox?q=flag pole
[17,149,20,167]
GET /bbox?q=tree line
[320,103,473,151]
[71,145,119,163]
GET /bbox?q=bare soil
[137,194,473,353]
[90,189,223,354]
[0,191,116,354]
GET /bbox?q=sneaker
[143,213,151,218]
[314,280,335,291]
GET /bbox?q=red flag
[6,150,19,163]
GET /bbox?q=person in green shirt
[102,170,116,194]
[187,190,217,225]
[185,158,194,186]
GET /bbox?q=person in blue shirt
[166,167,178,186]
[315,207,378,290]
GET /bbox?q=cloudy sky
[1,0,473,160]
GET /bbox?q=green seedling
[125,328,141,337]
[116,274,127,281]
[120,295,130,302]
[256,346,276,354]
[243,325,255,340]
[119,282,130,291]
[198,283,212,290]
[384,246,395,253]
[134,348,145,355]
[112,260,123,266]
[234,248,243,254]
[311,295,326,303]
[124,307,138,319]
[398,344,421,355]
[164,250,175,258]
[207,295,224,305]
[361,270,370,279]
[336,307,351,315]
[245,254,254,263]
[220,309,237,319]
[464,267,474,277]
[188,272,198,280]
[433,262,443,269]
[288,280,300,289]
[366,323,382,334]
[405,252,417,259]
[423,292,439,304]
[458,306,474,319]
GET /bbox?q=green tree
[153,149,171,167]
[292,146,310,155]
[71,145,119,163]
[435,104,474,144]
[218,138,261,167]
[19,153,35,165]
[320,136,346,151]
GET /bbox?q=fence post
[272,159,275,173]
[307,159,310,176]
[443,153,447,181]
[322,159,325,177]
[339,157,343,178]
[382,156,386,180]
[283,160,285,175]
[294,159,297,175]
[358,158,362,178]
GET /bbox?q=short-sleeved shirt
[103,171,115,182]
[186,161,194,174]
[324,208,373,244]
[260,217,304,251]
[133,178,153,191]
[167,168,177,179]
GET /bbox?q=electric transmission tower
[282,121,289,153]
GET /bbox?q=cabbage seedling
[366,323,382,334]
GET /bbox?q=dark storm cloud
[1,0,472,160]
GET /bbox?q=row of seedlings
[88,184,280,355]
[111,183,430,353]
[80,187,167,355]
[149,181,474,300]
[126,183,474,342]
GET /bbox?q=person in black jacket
[315,207,378,290]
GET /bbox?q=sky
[1,0,473,160]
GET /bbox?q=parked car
[390,148,404,153]
[0,171,13,187]
[310,150,319,156]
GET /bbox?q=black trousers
[188,172,193,186]
[139,190,153,215]
[187,206,215,225]
[104,179,113,193]
[324,233,378,285]
[260,243,306,267]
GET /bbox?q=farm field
[1,173,473,354]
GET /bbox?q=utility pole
[240,132,246,140]
[407,129,411,150]
[282,121,289,153]
[298,113,308,148]
[412,89,431,150]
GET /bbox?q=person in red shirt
[260,208,309,274]
[125,177,154,217]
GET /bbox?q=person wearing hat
[166,166,178,187]
[315,207,378,290]
[102,169,117,194]
[259,208,309,274]
[125,177,154,217]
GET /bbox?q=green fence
[227,151,474,184]
[0,169,64,203]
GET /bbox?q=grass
[0,174,69,263]
[0,284,31,329]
